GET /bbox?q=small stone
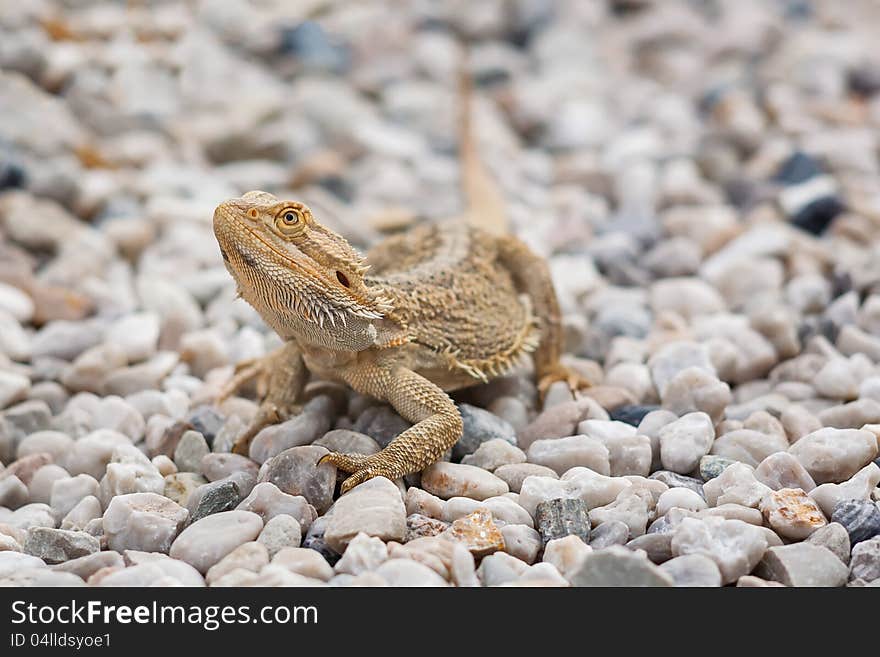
[373,558,447,587]
[477,551,530,586]
[627,532,674,564]
[420,462,509,501]
[442,508,505,558]
[493,463,558,493]
[205,541,269,586]
[519,399,595,449]
[789,427,878,484]
[103,492,188,553]
[257,514,301,557]
[655,488,708,517]
[658,412,715,474]
[248,411,332,464]
[543,535,592,581]
[333,532,388,576]
[661,368,731,425]
[758,544,848,587]
[461,439,526,471]
[755,452,817,492]
[0,371,29,409]
[0,474,28,509]
[405,514,450,541]
[98,448,165,505]
[404,487,445,519]
[313,430,380,457]
[163,472,206,507]
[819,399,880,430]
[806,522,851,565]
[831,499,880,545]
[849,537,880,582]
[454,403,517,460]
[257,445,336,513]
[703,463,771,508]
[589,489,650,539]
[649,471,705,498]
[660,554,722,587]
[169,510,264,574]
[188,479,243,523]
[51,473,99,520]
[27,464,69,505]
[324,477,405,553]
[173,430,209,473]
[200,453,259,483]
[535,498,590,545]
[588,520,630,549]
[526,434,610,476]
[501,524,541,564]
[271,547,334,581]
[64,429,131,480]
[671,517,768,584]
[51,551,124,580]
[236,482,316,530]
[60,495,101,531]
[352,405,410,448]
[711,429,790,468]
[759,488,827,540]
[570,545,673,587]
[23,527,99,564]
[809,463,880,517]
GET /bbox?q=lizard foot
[216,357,271,405]
[538,364,593,398]
[230,402,282,456]
[318,452,391,495]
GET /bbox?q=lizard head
[213,191,393,348]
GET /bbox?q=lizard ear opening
[336,271,350,287]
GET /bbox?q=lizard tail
[458,62,509,236]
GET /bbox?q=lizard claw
[216,357,270,405]
[538,364,593,398]
[319,452,388,494]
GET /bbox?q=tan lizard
[213,74,588,493]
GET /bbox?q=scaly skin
[213,82,587,493]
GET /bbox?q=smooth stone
[711,429,789,468]
[404,487,445,519]
[442,495,533,528]
[0,371,30,409]
[352,405,410,448]
[257,514,301,557]
[648,340,715,396]
[461,439,527,471]
[526,435,610,476]
[248,411,331,464]
[543,535,592,581]
[169,510,264,574]
[200,452,259,482]
[27,464,69,505]
[671,517,768,584]
[806,522,851,565]
[205,541,269,585]
[420,462,509,501]
[808,463,880,517]
[6,503,55,531]
[173,430,209,473]
[831,499,880,545]
[754,452,817,492]
[578,419,651,476]
[655,488,708,517]
[570,545,673,587]
[518,399,596,449]
[50,473,99,520]
[323,477,405,553]
[627,531,674,564]
[454,403,517,460]
[313,430,380,458]
[608,405,658,427]
[757,544,848,587]
[501,524,541,564]
[97,449,165,505]
[16,431,73,463]
[493,463,558,493]
[819,399,880,429]
[102,492,188,553]
[271,547,334,581]
[660,554,722,587]
[163,472,206,507]
[661,368,730,425]
[333,532,388,576]
[0,474,28,509]
[588,519,629,549]
[51,551,124,580]
[759,488,827,540]
[789,428,878,484]
[535,498,590,545]
[477,551,530,586]
[1,569,85,587]
[373,558,447,587]
[257,445,336,513]
[23,527,99,564]
[64,429,131,480]
[236,482,316,530]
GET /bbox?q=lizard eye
[283,211,299,225]
[276,208,304,234]
[336,271,350,287]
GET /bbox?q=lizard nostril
[336,271,350,287]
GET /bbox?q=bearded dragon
[213,74,587,493]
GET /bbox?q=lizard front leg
[217,342,308,456]
[320,361,463,494]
